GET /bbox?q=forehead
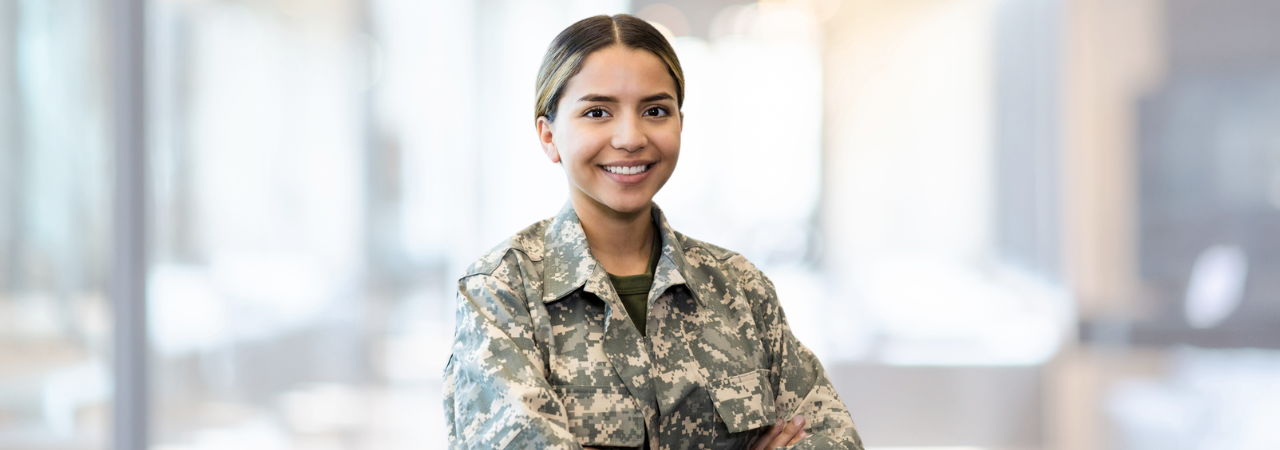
[562,45,677,98]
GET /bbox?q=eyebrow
[641,93,675,103]
[577,93,675,103]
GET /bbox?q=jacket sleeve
[741,260,865,450]
[443,273,583,450]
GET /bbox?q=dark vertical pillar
[110,0,149,448]
[352,0,379,385]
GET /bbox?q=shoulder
[673,231,773,293]
[459,217,552,287]
[674,231,738,263]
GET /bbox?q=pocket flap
[555,385,646,447]
[706,369,776,433]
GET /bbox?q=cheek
[654,128,681,158]
[557,126,610,164]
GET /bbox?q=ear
[679,111,684,132]
[536,116,560,164]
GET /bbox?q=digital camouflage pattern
[444,203,864,449]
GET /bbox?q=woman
[444,14,863,450]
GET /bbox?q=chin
[599,196,653,215]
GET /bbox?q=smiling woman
[442,14,864,450]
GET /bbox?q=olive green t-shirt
[606,230,662,336]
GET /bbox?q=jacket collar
[541,201,704,305]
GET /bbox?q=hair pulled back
[535,14,685,121]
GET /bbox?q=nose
[611,115,647,153]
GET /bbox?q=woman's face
[537,44,682,217]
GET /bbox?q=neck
[570,193,654,276]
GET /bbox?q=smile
[601,164,654,175]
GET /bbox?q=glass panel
[821,0,1069,366]
[148,0,374,447]
[0,0,114,449]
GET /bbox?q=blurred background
[3,0,1280,448]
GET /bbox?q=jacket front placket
[581,265,662,450]
[541,203,663,449]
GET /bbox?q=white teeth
[604,164,650,175]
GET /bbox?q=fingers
[766,415,805,449]
[786,427,808,446]
[750,419,786,450]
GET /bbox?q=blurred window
[0,0,114,448]
[821,0,1070,366]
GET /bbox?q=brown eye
[584,108,609,118]
[644,106,668,117]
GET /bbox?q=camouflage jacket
[444,203,864,450]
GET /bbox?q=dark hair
[535,14,685,121]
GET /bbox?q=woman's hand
[750,415,807,450]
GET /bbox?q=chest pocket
[555,385,646,447]
[706,369,776,433]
